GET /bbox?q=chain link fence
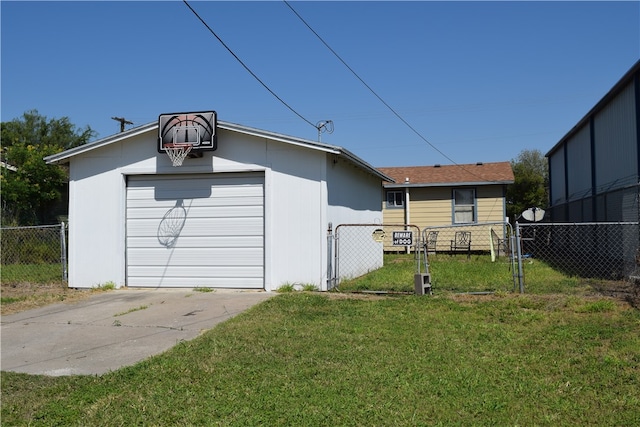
[421,222,514,258]
[329,220,640,296]
[422,222,519,293]
[1,223,68,283]
[330,224,422,290]
[517,222,639,281]
[329,222,517,293]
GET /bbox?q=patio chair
[424,230,439,254]
[450,231,471,259]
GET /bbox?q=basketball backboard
[157,111,217,155]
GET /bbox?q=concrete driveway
[1,289,274,376]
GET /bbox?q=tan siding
[476,186,506,223]
[382,207,405,224]
[409,187,452,227]
[382,185,507,252]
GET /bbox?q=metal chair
[450,231,471,259]
[424,230,439,254]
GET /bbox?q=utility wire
[182,0,317,130]
[283,1,459,164]
[284,0,499,182]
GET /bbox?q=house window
[386,190,404,208]
[453,189,476,223]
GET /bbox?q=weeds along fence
[517,222,639,281]
[1,223,68,283]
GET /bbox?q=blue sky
[2,1,639,167]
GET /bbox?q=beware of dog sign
[392,231,413,246]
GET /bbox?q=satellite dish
[521,207,545,222]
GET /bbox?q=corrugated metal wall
[566,124,592,201]
[593,82,637,192]
[547,64,639,223]
[549,148,566,206]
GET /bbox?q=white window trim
[453,188,476,224]
[386,190,404,208]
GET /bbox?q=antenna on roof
[316,120,334,142]
[111,116,133,133]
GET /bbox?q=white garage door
[126,173,264,288]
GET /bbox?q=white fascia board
[44,123,157,165]
[1,161,18,172]
[219,122,394,182]
[43,118,394,182]
[384,180,514,188]
[339,147,395,182]
[217,121,341,153]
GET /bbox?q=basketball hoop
[164,143,193,167]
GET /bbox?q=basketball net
[165,144,193,167]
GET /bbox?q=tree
[506,149,549,222]
[1,110,95,225]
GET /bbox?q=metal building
[546,60,640,222]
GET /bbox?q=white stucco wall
[65,126,383,292]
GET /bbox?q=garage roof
[44,119,394,182]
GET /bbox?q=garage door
[126,173,264,288]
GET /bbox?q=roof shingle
[378,162,514,186]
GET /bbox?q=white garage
[45,114,392,292]
[126,173,265,288]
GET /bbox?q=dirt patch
[324,291,390,301]
[588,279,640,309]
[448,280,640,310]
[1,282,97,315]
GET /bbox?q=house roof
[44,119,394,182]
[378,162,514,188]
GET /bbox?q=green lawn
[338,253,587,294]
[1,263,64,284]
[2,256,639,425]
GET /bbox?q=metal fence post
[60,222,68,281]
[515,221,525,293]
[326,222,333,290]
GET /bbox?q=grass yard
[2,255,639,425]
[1,263,64,284]
[337,253,526,293]
[338,253,635,299]
[1,264,110,315]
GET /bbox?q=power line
[283,1,500,182]
[182,0,317,130]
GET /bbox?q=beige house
[378,162,514,252]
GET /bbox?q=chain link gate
[421,221,520,293]
[329,224,429,294]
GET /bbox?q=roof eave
[43,119,394,182]
[44,122,157,165]
[195,121,395,182]
[383,180,514,188]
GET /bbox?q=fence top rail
[518,221,639,227]
[334,223,423,242]
[423,221,512,230]
[1,223,65,230]
[335,223,421,230]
